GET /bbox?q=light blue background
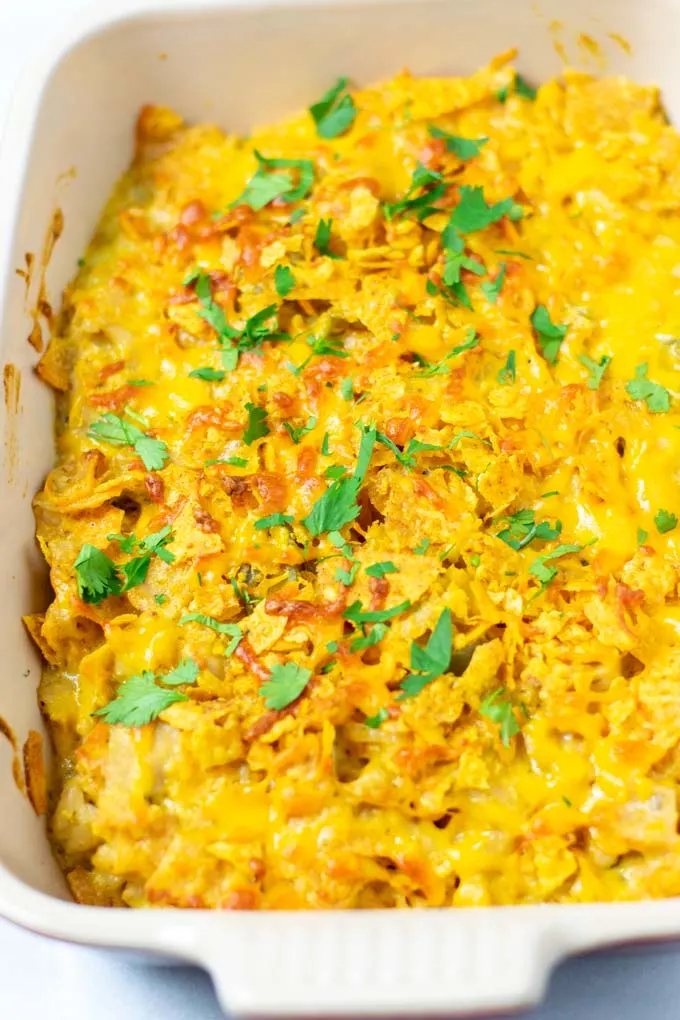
[2,1,679,1016]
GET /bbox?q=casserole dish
[3,0,680,1013]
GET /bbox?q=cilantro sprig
[303,425,375,535]
[75,527,176,604]
[87,413,169,471]
[496,510,561,551]
[74,545,122,604]
[187,270,290,371]
[94,658,199,727]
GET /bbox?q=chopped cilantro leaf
[321,432,331,456]
[398,608,452,699]
[531,305,568,365]
[415,329,480,377]
[497,73,538,103]
[259,662,312,710]
[479,688,520,746]
[529,543,583,591]
[189,271,289,370]
[179,614,243,655]
[579,353,611,390]
[128,379,154,387]
[480,263,506,304]
[340,377,354,400]
[336,562,360,586]
[428,126,488,160]
[205,455,248,467]
[303,426,376,535]
[274,264,295,297]
[232,150,314,209]
[497,349,516,385]
[155,593,168,606]
[625,363,671,413]
[350,623,388,653]
[163,658,200,687]
[309,77,357,138]
[449,185,522,234]
[344,599,411,624]
[514,74,537,100]
[637,527,649,545]
[383,162,446,222]
[414,538,431,555]
[283,416,317,444]
[314,218,344,259]
[496,509,561,551]
[366,561,399,578]
[655,509,678,534]
[87,413,169,471]
[74,545,122,604]
[364,707,389,729]
[189,366,226,381]
[255,513,294,530]
[243,402,270,445]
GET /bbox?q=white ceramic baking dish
[3,0,680,1014]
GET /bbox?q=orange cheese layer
[29,58,680,909]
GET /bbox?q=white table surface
[2,2,680,1017]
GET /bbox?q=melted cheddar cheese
[29,56,680,909]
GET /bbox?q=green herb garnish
[579,354,611,390]
[243,402,270,445]
[314,218,344,259]
[497,350,516,385]
[179,614,243,655]
[479,688,520,745]
[303,425,375,535]
[87,413,169,471]
[189,366,226,382]
[383,162,446,222]
[398,608,452,699]
[625,363,671,413]
[232,150,314,210]
[274,264,295,297]
[255,513,294,530]
[428,126,488,160]
[655,509,678,534]
[309,77,357,138]
[365,561,399,578]
[531,305,568,365]
[259,662,313,710]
